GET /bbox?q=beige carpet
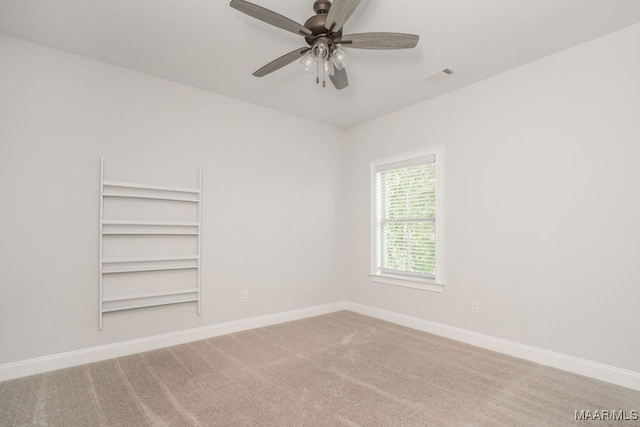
[1,311,638,426]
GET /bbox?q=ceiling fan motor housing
[305,1,342,46]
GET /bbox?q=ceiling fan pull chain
[322,61,326,87]
[316,62,320,84]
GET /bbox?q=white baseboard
[0,301,348,382]
[346,302,640,391]
[3,300,639,392]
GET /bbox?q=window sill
[370,274,444,293]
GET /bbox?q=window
[371,146,444,292]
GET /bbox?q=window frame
[370,146,445,292]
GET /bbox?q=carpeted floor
[1,311,638,426]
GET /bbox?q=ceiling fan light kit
[230,0,419,90]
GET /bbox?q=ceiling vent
[422,67,454,83]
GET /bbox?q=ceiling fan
[230,0,419,90]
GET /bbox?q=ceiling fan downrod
[313,0,331,14]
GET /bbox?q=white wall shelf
[101,298,200,313]
[101,231,199,235]
[103,180,200,194]
[99,157,202,329]
[102,256,200,264]
[102,265,198,274]
[102,192,199,202]
[102,288,200,302]
[102,220,200,226]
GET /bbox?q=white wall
[342,23,640,372]
[2,22,639,376]
[0,34,345,365]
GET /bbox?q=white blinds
[375,156,436,279]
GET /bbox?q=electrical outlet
[471,301,480,314]
[241,291,249,303]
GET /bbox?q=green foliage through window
[376,162,436,278]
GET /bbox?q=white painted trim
[3,300,639,392]
[0,302,348,382]
[369,274,444,293]
[346,302,640,391]
[434,146,445,285]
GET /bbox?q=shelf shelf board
[102,220,199,227]
[102,265,198,274]
[102,255,199,264]
[102,192,199,203]
[103,180,200,194]
[102,297,199,313]
[102,288,199,302]
[102,231,198,235]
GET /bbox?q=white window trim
[370,146,445,292]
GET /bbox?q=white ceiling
[1,0,639,128]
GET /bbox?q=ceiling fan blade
[325,0,361,32]
[341,33,419,50]
[230,0,312,37]
[253,48,311,77]
[330,67,349,90]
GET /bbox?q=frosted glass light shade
[311,41,329,63]
[299,53,315,73]
[331,46,349,70]
[324,59,335,76]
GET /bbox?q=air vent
[422,67,454,83]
